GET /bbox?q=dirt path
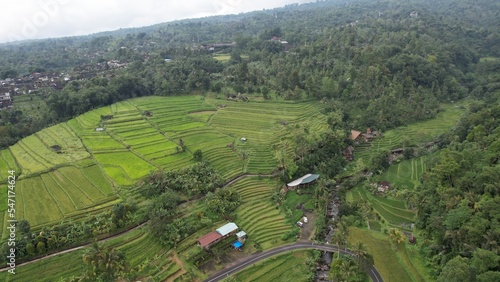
[166,252,187,282]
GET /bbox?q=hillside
[0,95,327,232]
[0,0,498,281]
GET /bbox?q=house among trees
[286,174,320,190]
[350,128,382,143]
[197,222,239,250]
[377,181,391,193]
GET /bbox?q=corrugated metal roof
[216,222,238,236]
[236,231,247,237]
[197,231,222,247]
[287,174,320,187]
[302,174,320,184]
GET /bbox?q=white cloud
[0,0,312,43]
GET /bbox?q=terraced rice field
[2,95,328,185]
[0,150,19,181]
[379,156,428,189]
[0,95,328,243]
[349,185,415,226]
[0,165,118,234]
[231,178,293,249]
[355,103,466,161]
[233,251,312,282]
[0,227,181,282]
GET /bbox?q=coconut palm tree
[82,242,128,282]
[352,241,368,270]
[388,228,406,249]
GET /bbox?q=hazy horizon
[0,0,313,44]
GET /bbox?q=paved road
[204,242,383,282]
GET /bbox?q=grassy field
[354,102,466,161]
[479,56,500,62]
[213,54,231,61]
[0,165,118,233]
[379,156,428,189]
[232,251,312,282]
[0,150,19,182]
[348,185,415,227]
[348,227,414,282]
[231,178,294,250]
[0,227,181,282]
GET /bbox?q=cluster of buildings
[202,42,237,52]
[197,222,247,250]
[0,60,128,110]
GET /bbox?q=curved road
[204,242,383,282]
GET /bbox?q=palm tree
[352,241,368,270]
[82,242,127,282]
[388,228,406,249]
[333,222,349,259]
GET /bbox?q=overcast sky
[1,0,312,43]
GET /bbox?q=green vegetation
[348,227,413,282]
[355,102,467,161]
[348,185,415,227]
[379,156,427,189]
[0,227,181,282]
[416,103,500,279]
[232,251,312,282]
[213,54,231,62]
[0,0,497,280]
[0,165,118,229]
[232,178,294,249]
[284,191,312,222]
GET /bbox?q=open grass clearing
[18,176,64,228]
[233,251,311,282]
[348,227,412,282]
[93,151,156,181]
[379,156,428,190]
[0,150,19,182]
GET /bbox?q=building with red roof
[197,231,222,249]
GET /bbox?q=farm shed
[236,231,247,239]
[216,222,239,236]
[287,174,320,189]
[197,231,223,249]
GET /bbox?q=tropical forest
[0,0,498,281]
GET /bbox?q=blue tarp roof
[233,241,243,248]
